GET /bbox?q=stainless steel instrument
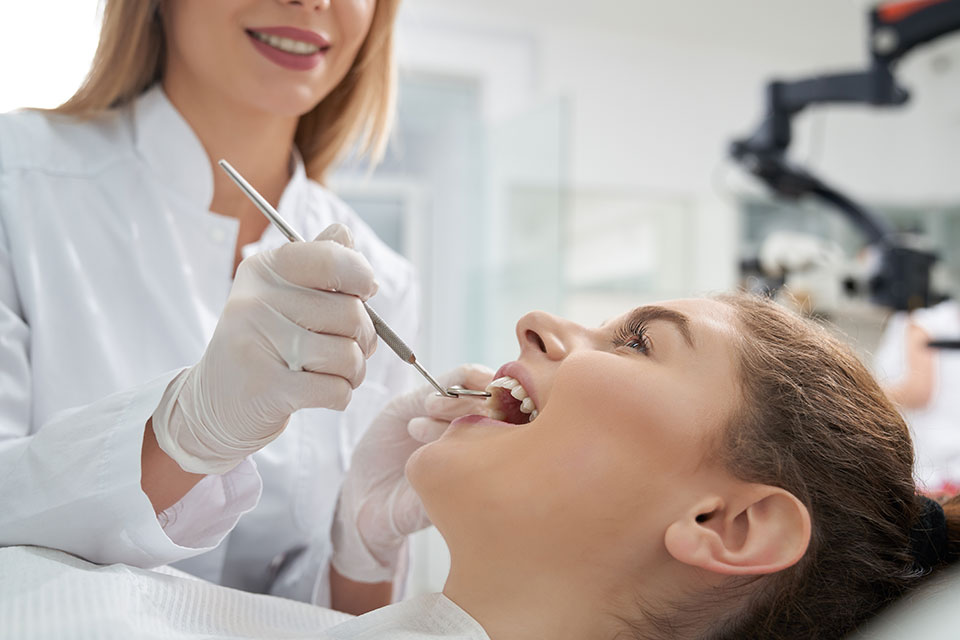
[218,159,490,399]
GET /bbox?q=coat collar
[132,84,214,210]
[131,84,310,223]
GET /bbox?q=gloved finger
[261,239,378,300]
[422,364,496,420]
[423,393,490,422]
[286,369,354,412]
[436,363,496,391]
[407,417,453,444]
[263,287,377,357]
[422,370,494,420]
[378,364,495,427]
[281,332,366,389]
[314,223,355,249]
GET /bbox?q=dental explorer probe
[218,159,490,400]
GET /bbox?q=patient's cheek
[548,352,707,479]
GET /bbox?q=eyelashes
[612,319,651,354]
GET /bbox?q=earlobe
[664,487,811,577]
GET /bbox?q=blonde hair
[56,0,401,182]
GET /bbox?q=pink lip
[246,26,329,71]
[448,414,523,430]
[493,361,541,412]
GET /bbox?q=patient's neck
[442,554,622,640]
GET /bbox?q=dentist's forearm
[330,564,394,615]
[885,324,936,410]
[140,418,206,514]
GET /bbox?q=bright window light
[0,1,101,112]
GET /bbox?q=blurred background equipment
[732,0,960,312]
[731,0,960,518]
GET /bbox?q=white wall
[398,0,960,306]
[403,0,960,200]
[0,3,101,112]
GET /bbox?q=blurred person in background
[875,296,960,496]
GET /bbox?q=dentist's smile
[246,26,330,71]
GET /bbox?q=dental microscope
[731,0,960,315]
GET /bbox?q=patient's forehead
[665,299,737,331]
[604,298,737,336]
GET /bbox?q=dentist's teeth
[510,385,527,401]
[520,397,534,414]
[529,409,539,422]
[251,31,321,55]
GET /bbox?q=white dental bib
[319,592,489,640]
[0,546,489,640]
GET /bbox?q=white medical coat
[874,300,960,489]
[2,546,489,640]
[0,86,418,605]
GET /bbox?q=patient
[5,295,956,639]
[326,293,960,639]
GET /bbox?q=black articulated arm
[871,0,960,63]
[730,0,960,311]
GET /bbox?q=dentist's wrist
[151,367,279,475]
[330,497,404,583]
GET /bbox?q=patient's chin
[407,420,478,483]
[405,437,493,530]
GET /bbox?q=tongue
[499,392,529,425]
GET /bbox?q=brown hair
[54,0,400,182]
[639,294,960,639]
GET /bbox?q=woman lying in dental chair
[4,294,958,639]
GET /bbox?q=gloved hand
[151,223,378,475]
[331,364,494,583]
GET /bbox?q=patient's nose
[516,311,574,361]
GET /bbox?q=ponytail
[938,493,960,564]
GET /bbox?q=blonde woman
[0,0,471,615]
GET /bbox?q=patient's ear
[663,486,811,576]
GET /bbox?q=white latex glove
[152,224,378,475]
[331,364,495,583]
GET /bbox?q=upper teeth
[251,31,321,55]
[485,376,539,422]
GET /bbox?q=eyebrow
[624,305,694,349]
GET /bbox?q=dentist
[0,0,484,614]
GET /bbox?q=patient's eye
[613,319,651,354]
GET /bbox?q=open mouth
[246,29,330,56]
[484,376,539,425]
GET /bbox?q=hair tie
[910,496,949,571]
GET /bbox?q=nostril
[525,330,547,353]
